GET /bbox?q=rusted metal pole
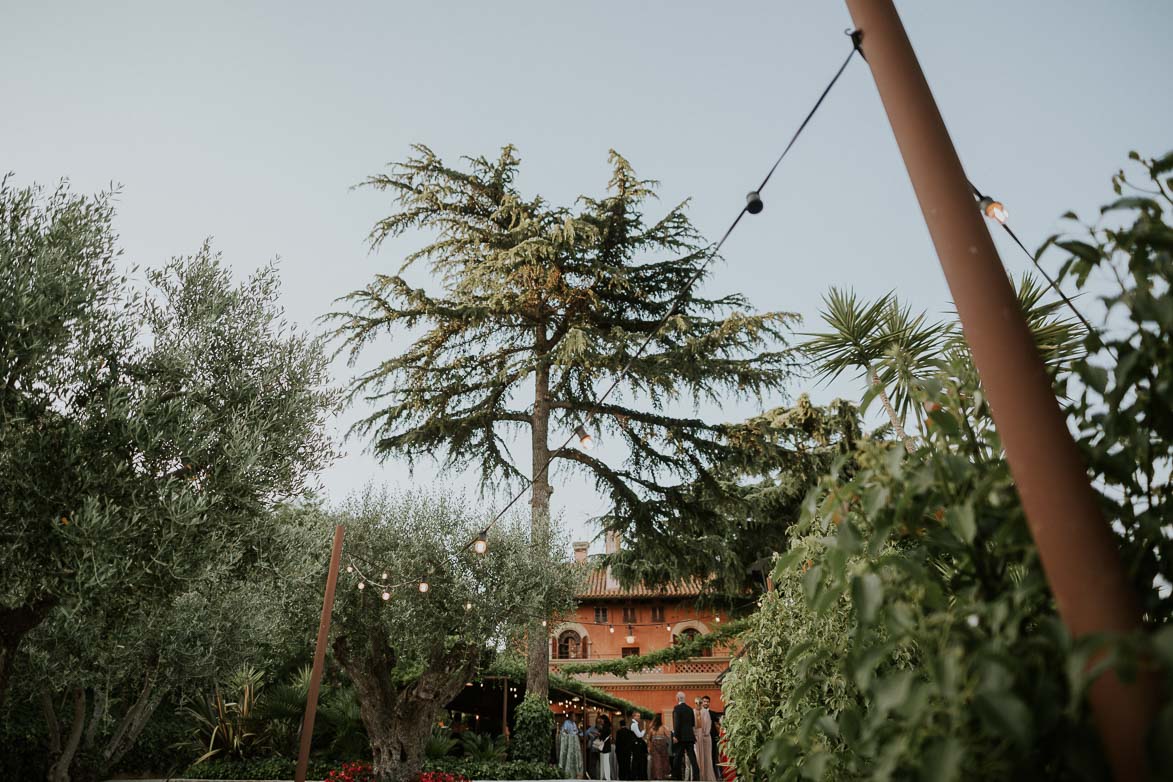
[296,524,346,782]
[842,1,1155,778]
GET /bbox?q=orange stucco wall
[550,596,730,723]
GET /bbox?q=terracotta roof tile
[575,565,702,599]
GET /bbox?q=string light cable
[969,181,1096,336]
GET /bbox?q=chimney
[604,531,621,555]
[572,541,589,564]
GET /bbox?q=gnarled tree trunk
[335,632,480,782]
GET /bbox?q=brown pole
[296,524,346,782]
[842,1,1155,778]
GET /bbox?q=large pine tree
[332,145,796,698]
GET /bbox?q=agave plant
[460,731,508,761]
[179,666,269,763]
[425,727,460,759]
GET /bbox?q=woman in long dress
[560,714,584,778]
[649,714,672,780]
[695,704,716,781]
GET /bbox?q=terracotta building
[549,535,730,724]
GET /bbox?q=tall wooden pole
[296,524,346,782]
[842,1,1156,778]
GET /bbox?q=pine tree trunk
[527,332,553,702]
[870,367,915,453]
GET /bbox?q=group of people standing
[558,693,726,781]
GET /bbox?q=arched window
[557,631,582,659]
[675,627,712,657]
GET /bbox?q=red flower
[325,761,376,782]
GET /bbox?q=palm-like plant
[802,289,943,452]
[425,727,460,759]
[803,277,1081,451]
[179,666,268,763]
[460,731,508,761]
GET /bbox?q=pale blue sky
[5,1,1171,550]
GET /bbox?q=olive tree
[0,178,336,779]
[321,488,579,782]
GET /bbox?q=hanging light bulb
[382,591,391,601]
[541,619,548,627]
[357,581,365,590]
[346,565,354,573]
[382,572,389,580]
[465,601,473,611]
[418,581,430,593]
[715,614,722,624]
[666,624,672,632]
[608,624,615,634]
[978,196,1008,225]
[574,425,594,451]
[473,532,488,555]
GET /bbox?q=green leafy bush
[424,757,565,779]
[722,152,1173,781]
[509,692,554,763]
[460,731,508,762]
[182,755,335,779]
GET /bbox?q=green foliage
[182,755,335,779]
[0,176,336,777]
[424,728,460,760]
[461,731,509,762]
[423,757,566,780]
[608,395,862,598]
[180,667,269,763]
[510,693,554,763]
[1045,149,1173,627]
[722,152,1173,780]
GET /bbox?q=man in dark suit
[671,691,700,781]
[615,719,635,779]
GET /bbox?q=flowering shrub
[418,772,471,782]
[326,760,377,782]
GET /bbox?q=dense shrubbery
[424,757,566,780]
[722,152,1173,780]
[509,693,555,763]
[182,755,336,779]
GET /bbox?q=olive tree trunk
[334,633,480,782]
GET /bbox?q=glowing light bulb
[666,624,672,632]
[346,565,353,573]
[357,581,365,590]
[715,615,721,623]
[541,619,548,627]
[473,533,488,555]
[609,624,615,634]
[418,581,430,593]
[381,572,389,580]
[465,601,473,611]
[575,425,594,451]
[979,196,1008,225]
[382,591,391,601]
